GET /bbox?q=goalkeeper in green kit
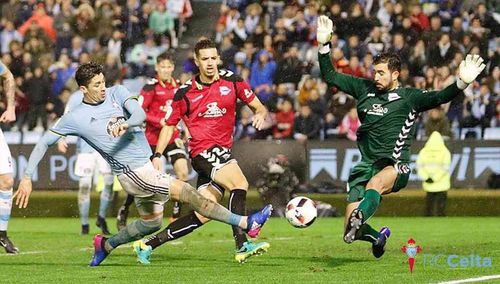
[316,16,485,258]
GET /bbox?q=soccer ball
[285,196,317,228]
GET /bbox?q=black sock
[229,189,248,249]
[145,211,203,249]
[355,223,380,244]
[123,194,134,209]
[0,231,6,238]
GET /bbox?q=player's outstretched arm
[456,54,486,89]
[113,98,147,137]
[14,131,61,208]
[152,125,176,171]
[409,54,486,112]
[317,15,366,99]
[247,96,268,130]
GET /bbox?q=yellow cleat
[234,241,270,263]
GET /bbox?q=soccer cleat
[96,216,111,235]
[81,224,89,235]
[0,235,19,254]
[133,240,152,265]
[372,227,391,258]
[116,206,128,231]
[89,234,109,266]
[235,241,270,263]
[344,209,364,244]
[246,204,273,238]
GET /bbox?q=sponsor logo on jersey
[198,102,227,118]
[219,86,231,96]
[156,91,166,95]
[106,116,127,137]
[367,93,376,97]
[388,93,401,101]
[367,104,388,116]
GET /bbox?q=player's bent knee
[145,218,162,233]
[79,176,92,190]
[0,175,14,189]
[366,177,384,192]
[226,178,248,191]
[176,171,188,182]
[236,179,249,190]
[139,214,163,232]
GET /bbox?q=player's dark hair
[156,51,174,64]
[75,62,103,87]
[373,52,401,72]
[194,38,217,57]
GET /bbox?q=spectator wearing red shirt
[273,98,295,139]
[343,56,365,78]
[410,4,430,32]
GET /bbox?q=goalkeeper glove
[316,15,333,45]
[456,54,486,90]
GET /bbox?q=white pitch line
[438,274,500,284]
[0,250,48,257]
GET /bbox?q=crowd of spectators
[0,0,192,132]
[0,0,498,142]
[214,0,499,141]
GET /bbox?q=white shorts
[74,152,112,177]
[117,162,172,216]
[0,129,13,175]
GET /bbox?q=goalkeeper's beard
[375,78,398,92]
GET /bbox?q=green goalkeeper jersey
[319,51,462,164]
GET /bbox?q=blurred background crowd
[0,0,192,132]
[0,0,498,142]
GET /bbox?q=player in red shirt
[116,52,189,230]
[133,39,270,264]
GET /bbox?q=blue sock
[78,177,92,225]
[98,176,114,218]
[107,219,161,250]
[0,189,13,231]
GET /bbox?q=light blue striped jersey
[51,85,152,174]
[65,91,94,153]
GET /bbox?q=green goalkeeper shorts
[346,159,410,203]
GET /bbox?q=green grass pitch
[1,217,499,283]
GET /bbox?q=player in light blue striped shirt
[13,62,272,266]
[57,90,116,235]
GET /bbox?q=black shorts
[192,145,236,195]
[151,139,188,165]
